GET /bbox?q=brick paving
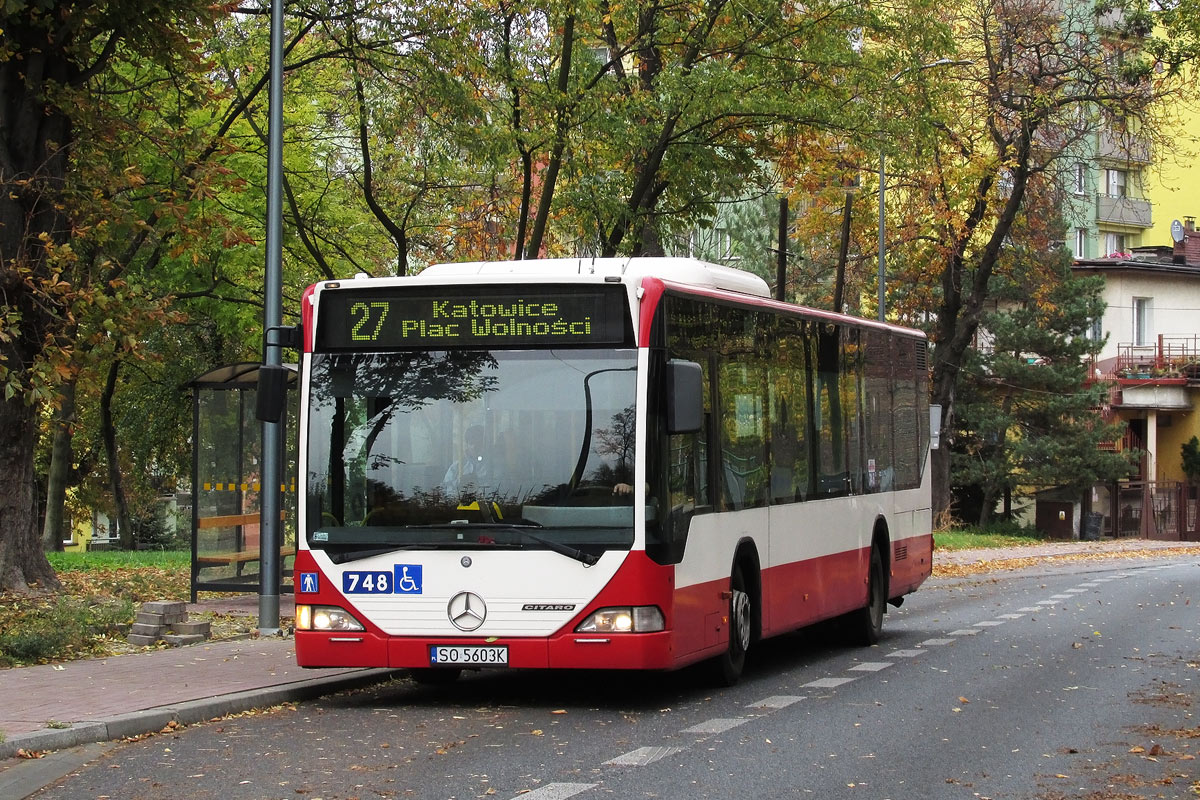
[0,636,350,738]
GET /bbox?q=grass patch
[1,552,192,667]
[935,522,1048,551]
[47,550,190,571]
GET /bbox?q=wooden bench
[195,547,296,567]
[195,512,293,568]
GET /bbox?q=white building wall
[1094,271,1200,363]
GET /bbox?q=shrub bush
[0,597,134,666]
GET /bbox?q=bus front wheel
[713,564,751,685]
[851,546,886,646]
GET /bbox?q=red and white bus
[293,257,933,683]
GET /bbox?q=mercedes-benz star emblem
[447,591,487,631]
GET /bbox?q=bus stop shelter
[188,363,297,602]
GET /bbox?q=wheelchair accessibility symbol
[393,564,423,594]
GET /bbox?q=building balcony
[1090,338,1200,411]
[1097,194,1153,228]
[1098,131,1151,165]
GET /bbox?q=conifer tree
[950,203,1134,526]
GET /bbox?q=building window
[1075,228,1088,257]
[1105,168,1127,198]
[1074,163,1086,195]
[1089,316,1103,342]
[1133,297,1151,346]
[1104,232,1126,256]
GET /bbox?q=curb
[0,668,400,761]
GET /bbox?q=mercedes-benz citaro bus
[293,257,934,684]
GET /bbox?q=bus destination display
[317,286,628,349]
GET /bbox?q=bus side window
[770,317,809,504]
[862,329,895,494]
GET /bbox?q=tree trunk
[42,379,78,552]
[101,360,134,549]
[0,388,60,593]
[0,17,74,592]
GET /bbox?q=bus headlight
[296,605,365,632]
[575,606,664,633]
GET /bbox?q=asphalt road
[29,555,1200,800]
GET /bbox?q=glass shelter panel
[190,365,297,600]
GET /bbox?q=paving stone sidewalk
[0,609,397,761]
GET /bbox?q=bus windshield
[305,349,638,561]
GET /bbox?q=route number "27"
[350,301,389,341]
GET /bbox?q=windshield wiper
[505,526,599,567]
[326,544,437,564]
[315,524,598,567]
[461,523,598,567]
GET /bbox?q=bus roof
[417,257,772,299]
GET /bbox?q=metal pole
[776,196,788,302]
[259,0,285,635]
[878,149,886,322]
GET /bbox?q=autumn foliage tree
[881,0,1177,516]
[0,2,240,591]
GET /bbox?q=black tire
[851,546,886,646]
[712,564,751,685]
[409,667,462,685]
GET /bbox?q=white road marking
[848,661,894,672]
[802,676,858,688]
[1049,594,1074,599]
[1064,588,1087,594]
[747,695,805,709]
[511,783,597,800]
[972,620,1005,627]
[919,638,956,646]
[1017,607,1043,612]
[886,649,927,657]
[605,746,684,766]
[681,718,748,734]
[947,629,981,636]
[997,613,1025,619]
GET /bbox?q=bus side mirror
[666,359,703,434]
[256,364,291,423]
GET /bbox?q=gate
[1112,481,1200,541]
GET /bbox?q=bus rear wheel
[713,564,751,685]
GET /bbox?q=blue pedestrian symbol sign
[300,572,319,594]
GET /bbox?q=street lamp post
[259,0,285,636]
[877,58,972,322]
